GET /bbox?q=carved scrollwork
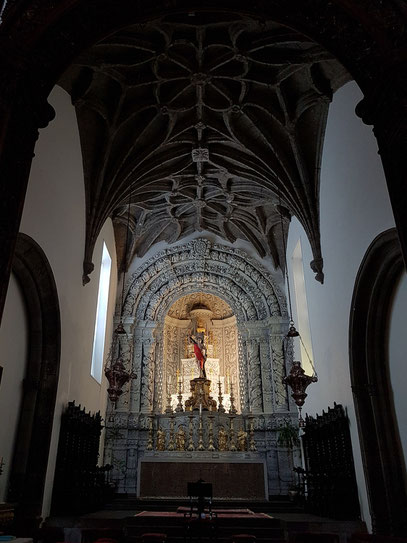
[247,339,263,412]
[271,336,289,411]
[123,239,287,323]
[141,341,156,412]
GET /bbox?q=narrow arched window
[292,239,314,375]
[91,242,112,383]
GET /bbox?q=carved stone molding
[247,339,263,413]
[123,239,287,323]
[270,335,289,411]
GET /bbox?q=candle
[199,403,202,416]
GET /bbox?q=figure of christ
[189,333,207,379]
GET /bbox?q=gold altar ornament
[176,426,186,451]
[237,428,247,451]
[156,427,166,451]
[218,426,228,451]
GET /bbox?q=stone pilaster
[237,330,249,413]
[247,338,263,413]
[259,336,273,413]
[139,321,158,414]
[153,323,164,413]
[270,335,290,412]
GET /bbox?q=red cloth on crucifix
[193,343,205,370]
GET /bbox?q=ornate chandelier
[104,191,136,405]
[105,323,133,405]
[283,360,318,427]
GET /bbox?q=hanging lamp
[104,189,136,406]
[277,193,318,427]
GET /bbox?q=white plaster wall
[388,271,407,471]
[0,274,28,502]
[16,85,117,516]
[286,81,396,531]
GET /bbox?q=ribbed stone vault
[59,12,349,283]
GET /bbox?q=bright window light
[292,239,314,375]
[91,242,112,383]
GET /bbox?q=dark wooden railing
[51,401,113,514]
[299,403,360,520]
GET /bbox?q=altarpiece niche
[103,239,300,499]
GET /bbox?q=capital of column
[355,64,407,146]
[0,55,55,134]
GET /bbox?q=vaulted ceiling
[59,12,349,282]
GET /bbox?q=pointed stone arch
[7,233,60,525]
[349,228,407,536]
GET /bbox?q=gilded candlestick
[187,413,195,451]
[147,416,154,450]
[197,413,205,451]
[168,414,175,450]
[207,414,215,451]
[229,380,237,414]
[176,378,184,412]
[217,379,225,413]
[248,414,256,451]
[229,416,237,451]
[165,381,173,414]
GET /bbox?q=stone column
[0,73,55,322]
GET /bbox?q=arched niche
[163,292,240,412]
[121,239,290,416]
[8,233,61,527]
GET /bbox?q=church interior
[1,1,407,542]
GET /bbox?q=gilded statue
[176,426,186,451]
[156,427,166,451]
[218,426,228,451]
[237,428,247,451]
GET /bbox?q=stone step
[104,495,303,514]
